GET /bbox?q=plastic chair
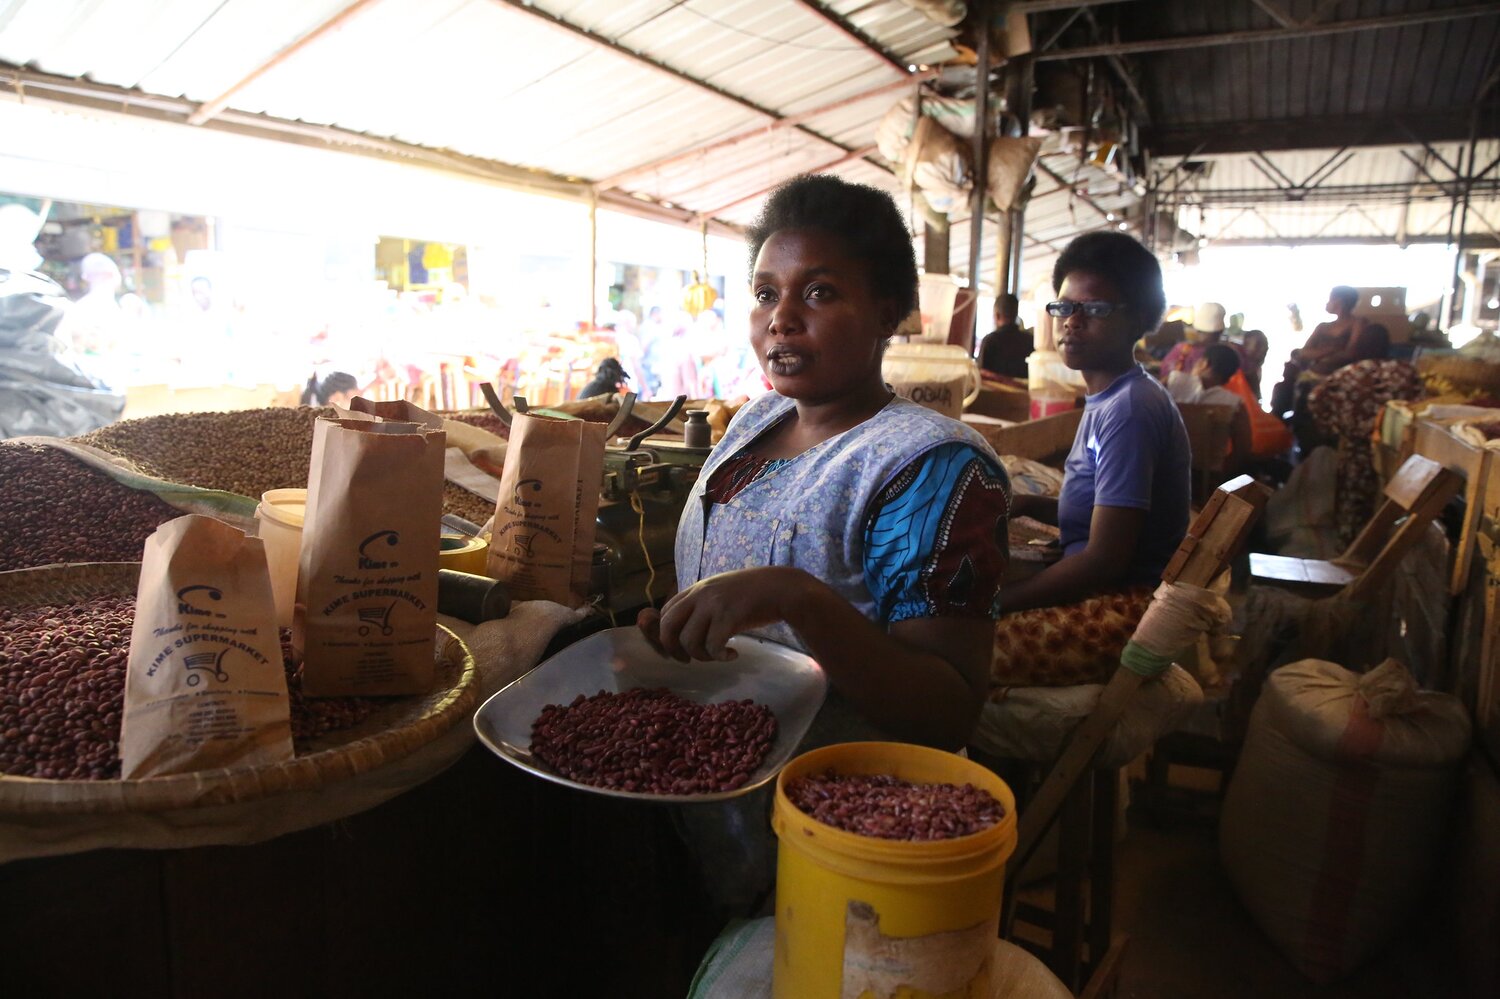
[1249,452,1462,601]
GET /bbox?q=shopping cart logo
[513,533,535,558]
[176,584,223,617]
[357,602,396,637]
[182,649,230,686]
[358,530,401,569]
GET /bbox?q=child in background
[1192,343,1253,476]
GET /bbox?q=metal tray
[473,626,827,803]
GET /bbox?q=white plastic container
[256,488,307,629]
[883,343,981,418]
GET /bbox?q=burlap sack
[120,515,293,778]
[485,413,607,606]
[295,406,445,696]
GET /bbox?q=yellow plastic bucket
[771,742,1017,999]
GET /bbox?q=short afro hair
[1051,231,1166,337]
[1203,343,1241,382]
[746,174,918,324]
[1330,285,1359,311]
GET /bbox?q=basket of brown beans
[0,562,479,814]
[472,625,827,802]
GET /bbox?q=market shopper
[977,293,1032,378]
[991,231,1191,687]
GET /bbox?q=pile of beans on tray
[74,407,332,498]
[784,771,1006,841]
[0,595,377,780]
[0,442,182,572]
[529,687,777,794]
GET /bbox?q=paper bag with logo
[485,413,607,606]
[295,406,445,696]
[120,515,293,779]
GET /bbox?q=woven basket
[1416,354,1500,395]
[0,563,478,815]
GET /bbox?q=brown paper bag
[485,413,607,606]
[294,405,445,696]
[120,515,294,779]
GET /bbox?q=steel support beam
[593,70,930,191]
[1037,5,1498,61]
[694,145,878,220]
[488,0,868,169]
[1035,160,1115,222]
[1150,110,1476,155]
[966,4,995,348]
[1248,0,1297,30]
[0,62,752,241]
[791,1,909,75]
[1009,0,1140,12]
[187,0,384,126]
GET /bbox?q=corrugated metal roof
[1159,139,1500,244]
[1087,0,1500,152]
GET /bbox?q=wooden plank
[1413,420,1493,595]
[1382,452,1445,509]
[1248,553,1357,587]
[1478,534,1500,763]
[973,406,1083,462]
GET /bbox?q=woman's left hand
[636,566,815,663]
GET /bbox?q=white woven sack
[1219,658,1470,983]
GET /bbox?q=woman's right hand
[636,567,814,663]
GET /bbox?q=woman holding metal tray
[637,174,1011,913]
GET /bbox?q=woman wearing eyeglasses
[990,231,1191,688]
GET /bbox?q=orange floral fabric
[990,587,1154,691]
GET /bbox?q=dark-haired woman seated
[638,173,1012,914]
[991,232,1191,688]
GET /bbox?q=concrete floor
[1063,766,1459,999]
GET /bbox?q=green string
[1119,640,1174,679]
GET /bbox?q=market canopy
[0,0,1496,285]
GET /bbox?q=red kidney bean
[785,771,1006,841]
[0,443,182,572]
[529,687,777,795]
[0,596,378,780]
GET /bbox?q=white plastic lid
[258,488,307,529]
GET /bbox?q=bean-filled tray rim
[0,562,479,814]
[473,626,828,803]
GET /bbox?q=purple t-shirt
[1057,365,1191,587]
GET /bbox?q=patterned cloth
[990,587,1154,690]
[1307,359,1425,546]
[705,442,1010,623]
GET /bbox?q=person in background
[1158,302,1241,387]
[1299,285,1364,374]
[993,231,1191,688]
[1238,328,1270,399]
[60,253,128,378]
[977,293,1032,379]
[1307,324,1425,545]
[1191,343,1253,476]
[300,370,361,409]
[1139,317,1187,361]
